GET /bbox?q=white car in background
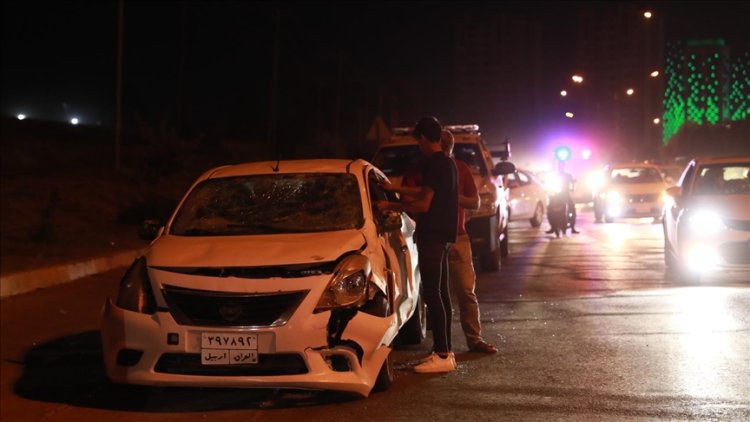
[101,159,425,397]
[593,162,669,223]
[506,168,547,227]
[663,156,750,283]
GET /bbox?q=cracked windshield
[171,173,363,235]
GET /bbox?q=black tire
[499,220,510,257]
[594,201,603,223]
[372,351,394,393]
[397,290,427,345]
[530,203,544,227]
[480,247,501,272]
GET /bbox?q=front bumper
[605,200,663,219]
[678,226,750,274]
[101,295,394,397]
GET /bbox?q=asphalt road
[2,210,749,421]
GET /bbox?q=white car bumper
[101,295,395,397]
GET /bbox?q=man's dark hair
[413,116,442,143]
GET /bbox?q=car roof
[691,155,750,166]
[606,162,661,170]
[381,124,484,147]
[202,159,372,179]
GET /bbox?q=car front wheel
[397,289,426,345]
[530,202,544,227]
[372,351,394,393]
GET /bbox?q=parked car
[101,159,426,398]
[372,124,516,272]
[663,156,750,283]
[593,162,669,223]
[506,168,547,227]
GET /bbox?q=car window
[372,145,421,177]
[454,143,488,176]
[693,163,750,195]
[609,167,663,184]
[517,171,530,185]
[171,173,364,236]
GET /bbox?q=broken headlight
[315,254,370,312]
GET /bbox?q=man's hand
[375,200,391,213]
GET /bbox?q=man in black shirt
[376,116,458,373]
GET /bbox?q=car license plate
[201,333,258,365]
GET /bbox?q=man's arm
[377,187,434,214]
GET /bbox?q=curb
[0,248,147,298]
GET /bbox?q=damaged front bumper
[101,293,397,397]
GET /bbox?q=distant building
[662,39,749,144]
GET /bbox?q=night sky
[1,1,748,151]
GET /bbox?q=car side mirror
[139,218,163,240]
[492,161,516,176]
[379,211,403,233]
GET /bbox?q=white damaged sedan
[101,159,425,397]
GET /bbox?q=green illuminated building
[662,39,750,145]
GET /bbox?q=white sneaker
[413,352,456,373]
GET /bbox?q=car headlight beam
[315,254,371,312]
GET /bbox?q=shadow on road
[12,331,361,411]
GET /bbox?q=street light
[644,11,652,19]
[653,118,661,124]
[626,88,635,96]
[565,112,574,118]
[560,90,568,97]
[70,117,79,125]
[572,75,583,83]
[17,114,26,120]
[650,70,659,77]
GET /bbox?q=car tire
[372,351,394,393]
[480,247,501,272]
[594,201,603,223]
[397,289,427,345]
[500,218,510,257]
[530,202,544,227]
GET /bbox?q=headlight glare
[606,191,623,203]
[116,257,157,314]
[315,255,370,312]
[689,210,725,235]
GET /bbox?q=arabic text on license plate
[201,349,258,365]
[201,333,259,365]
[201,333,257,349]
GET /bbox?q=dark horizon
[2,1,748,155]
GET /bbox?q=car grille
[152,262,336,278]
[626,193,659,203]
[719,241,750,265]
[724,219,750,232]
[155,353,308,376]
[162,285,308,327]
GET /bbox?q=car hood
[689,194,750,221]
[147,230,367,267]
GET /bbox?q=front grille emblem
[218,302,243,321]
